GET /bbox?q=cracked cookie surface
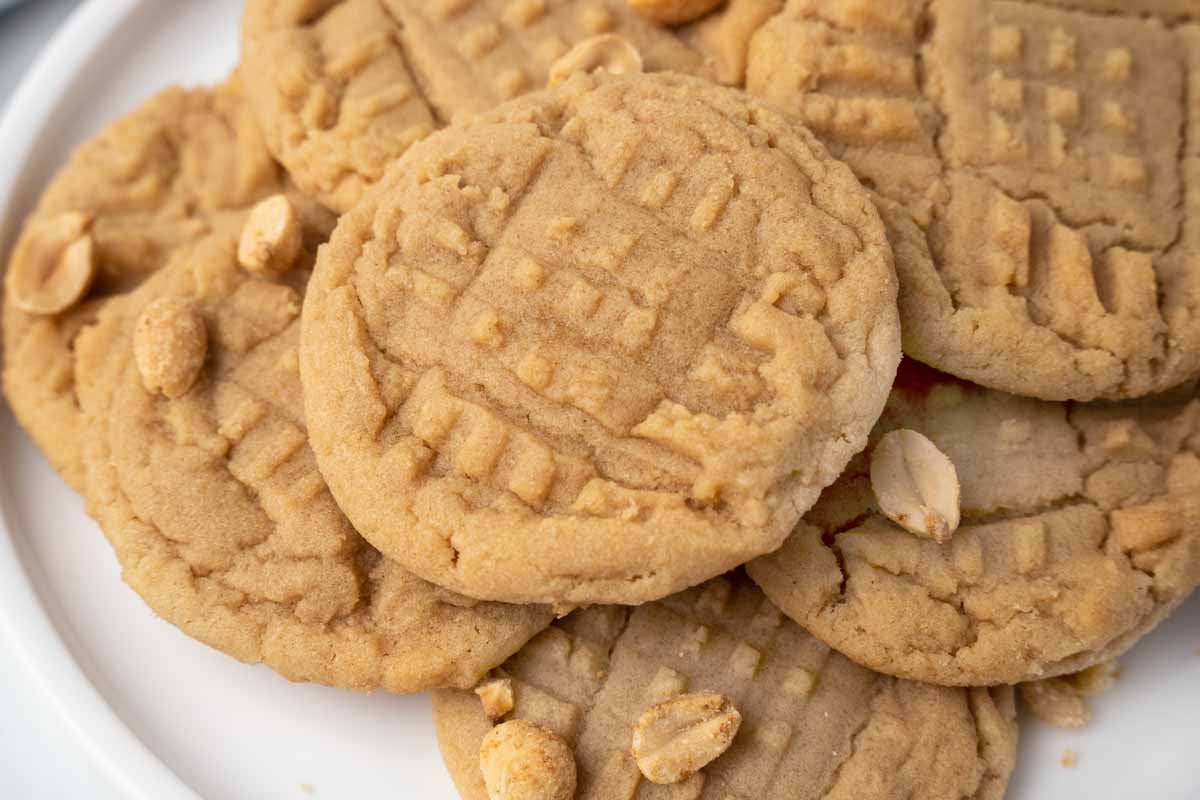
[743,1,1200,401]
[434,574,1018,800]
[300,72,901,605]
[75,222,553,694]
[240,0,438,212]
[749,361,1200,686]
[2,81,283,490]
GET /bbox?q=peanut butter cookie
[749,361,1200,686]
[240,0,437,212]
[3,81,282,489]
[300,72,901,604]
[744,2,1200,401]
[381,0,710,119]
[434,574,1018,800]
[75,221,552,693]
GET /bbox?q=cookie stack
[3,1,1197,798]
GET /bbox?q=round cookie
[75,223,553,693]
[381,0,711,119]
[301,72,901,605]
[3,80,283,490]
[743,2,1200,401]
[748,361,1200,687]
[434,574,1018,800]
[240,0,438,212]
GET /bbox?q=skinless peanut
[479,720,576,800]
[237,194,302,274]
[628,0,725,25]
[870,428,961,543]
[134,297,208,398]
[631,691,741,784]
[6,211,96,315]
[548,35,644,86]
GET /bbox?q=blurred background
[0,1,79,102]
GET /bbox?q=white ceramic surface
[0,2,1196,799]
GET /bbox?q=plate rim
[0,1,199,798]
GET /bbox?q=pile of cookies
[4,0,1198,797]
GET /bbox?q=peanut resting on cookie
[133,297,207,399]
[238,194,302,275]
[870,428,961,543]
[548,35,644,86]
[632,691,741,784]
[480,720,576,800]
[6,211,95,316]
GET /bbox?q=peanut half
[632,691,741,784]
[237,194,302,275]
[6,211,96,315]
[549,35,644,87]
[134,297,208,399]
[870,428,961,543]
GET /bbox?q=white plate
[0,2,1197,799]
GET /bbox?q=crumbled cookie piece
[475,677,515,721]
[629,0,725,25]
[237,195,302,275]
[870,428,961,543]
[631,690,741,784]
[1022,661,1121,728]
[1060,749,1079,769]
[133,297,207,398]
[6,211,95,315]
[548,34,643,86]
[479,720,576,800]
[1021,678,1089,728]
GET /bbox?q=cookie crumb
[1060,749,1079,769]
[632,691,741,784]
[299,784,314,795]
[475,677,515,720]
[1022,661,1120,729]
[870,429,961,543]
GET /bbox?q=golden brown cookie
[749,362,1200,686]
[75,221,553,693]
[744,2,1200,401]
[434,574,1018,800]
[381,0,710,119]
[300,72,901,605]
[678,0,783,86]
[3,81,283,490]
[240,0,437,212]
